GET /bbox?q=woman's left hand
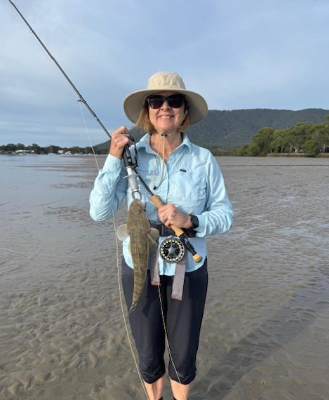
[158,204,191,229]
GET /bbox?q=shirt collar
[137,132,192,154]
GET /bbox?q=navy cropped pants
[122,258,208,385]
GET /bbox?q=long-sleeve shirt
[89,133,234,275]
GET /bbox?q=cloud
[1,0,328,146]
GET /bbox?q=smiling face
[148,91,186,136]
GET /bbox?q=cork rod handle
[151,194,202,263]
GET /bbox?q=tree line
[231,116,329,156]
[3,116,329,157]
[0,143,107,155]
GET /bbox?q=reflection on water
[0,155,328,400]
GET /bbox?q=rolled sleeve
[89,154,127,221]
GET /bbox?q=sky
[1,0,329,147]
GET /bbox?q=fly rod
[9,0,202,263]
[7,0,111,139]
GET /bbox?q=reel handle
[151,195,202,263]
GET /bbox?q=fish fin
[150,228,159,241]
[117,224,128,241]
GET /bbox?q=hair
[135,96,190,134]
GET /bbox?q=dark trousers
[122,258,208,385]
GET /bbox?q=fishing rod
[8,0,142,205]
[7,0,111,139]
[8,5,189,395]
[9,0,202,263]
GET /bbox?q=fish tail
[129,303,137,314]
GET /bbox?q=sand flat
[0,154,329,399]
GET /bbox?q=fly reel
[159,236,185,263]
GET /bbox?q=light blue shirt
[89,133,234,275]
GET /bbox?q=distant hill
[94,108,329,151]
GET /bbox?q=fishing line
[113,212,150,400]
[77,101,100,171]
[7,2,149,397]
[7,0,111,140]
[8,1,184,396]
[152,134,166,190]
[81,119,150,398]
[78,119,150,400]
[157,284,182,386]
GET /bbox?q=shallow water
[0,154,328,400]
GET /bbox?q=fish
[117,199,159,312]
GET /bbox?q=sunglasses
[147,94,186,109]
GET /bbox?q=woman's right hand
[109,126,131,159]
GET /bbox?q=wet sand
[0,154,328,399]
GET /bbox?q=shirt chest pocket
[169,168,207,211]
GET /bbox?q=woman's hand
[109,126,131,159]
[157,203,192,229]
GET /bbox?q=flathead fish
[117,200,158,312]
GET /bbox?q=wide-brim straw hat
[123,71,208,125]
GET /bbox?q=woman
[89,71,234,400]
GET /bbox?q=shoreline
[266,153,329,157]
[2,152,329,158]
